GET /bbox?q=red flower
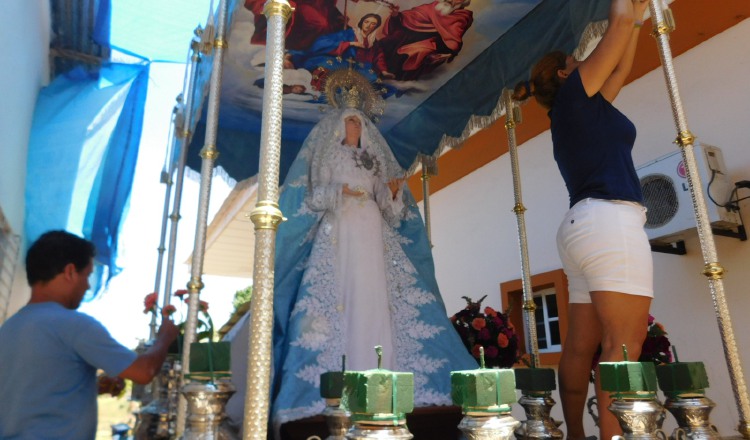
[484,345,499,359]
[174,289,188,298]
[497,333,509,348]
[478,327,491,341]
[471,317,486,331]
[143,292,158,314]
[484,306,497,317]
[471,344,483,358]
[198,300,209,313]
[162,304,177,317]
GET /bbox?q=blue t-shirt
[0,302,137,439]
[549,69,643,208]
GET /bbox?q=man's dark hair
[25,230,96,285]
[358,13,382,30]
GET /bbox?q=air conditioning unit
[636,143,739,244]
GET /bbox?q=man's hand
[157,317,179,343]
[97,375,126,397]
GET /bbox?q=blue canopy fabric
[25,63,149,294]
[186,0,610,182]
[110,0,215,62]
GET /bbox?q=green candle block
[320,371,344,399]
[342,369,414,422]
[451,368,516,413]
[599,361,657,396]
[188,341,231,380]
[656,362,709,397]
[514,368,556,392]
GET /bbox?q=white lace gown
[224,109,478,433]
[306,142,404,370]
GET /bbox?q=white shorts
[556,198,654,304]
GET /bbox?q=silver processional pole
[176,0,230,435]
[242,0,292,439]
[647,2,749,437]
[502,89,540,366]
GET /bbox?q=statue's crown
[324,68,385,121]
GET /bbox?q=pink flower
[162,304,177,317]
[471,317,486,331]
[484,306,497,317]
[648,314,655,325]
[143,292,158,314]
[497,333,509,348]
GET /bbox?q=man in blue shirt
[0,230,178,439]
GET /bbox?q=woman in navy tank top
[513,1,652,439]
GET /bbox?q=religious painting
[220,0,541,132]
[188,0,610,182]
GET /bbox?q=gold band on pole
[242,1,293,439]
[502,89,540,367]
[649,2,750,436]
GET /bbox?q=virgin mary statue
[226,71,477,434]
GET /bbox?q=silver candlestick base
[458,412,520,440]
[609,397,667,440]
[134,356,179,439]
[181,379,236,440]
[346,422,413,439]
[515,392,564,440]
[663,395,720,440]
[323,398,351,440]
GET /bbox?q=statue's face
[344,115,362,140]
[361,16,380,36]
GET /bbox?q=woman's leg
[591,291,651,440]
[559,303,602,440]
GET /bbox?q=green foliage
[232,285,253,312]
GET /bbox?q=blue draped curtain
[25,63,149,295]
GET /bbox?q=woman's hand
[343,184,364,197]
[388,178,405,199]
[632,0,649,22]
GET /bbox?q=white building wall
[0,0,50,319]
[429,19,750,436]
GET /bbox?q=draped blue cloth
[25,63,149,295]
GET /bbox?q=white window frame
[534,286,562,354]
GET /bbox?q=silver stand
[515,392,564,440]
[135,357,180,439]
[346,422,413,440]
[458,412,519,440]
[181,380,236,440]
[323,398,351,440]
[664,396,720,440]
[609,398,667,440]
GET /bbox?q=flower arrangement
[590,314,672,381]
[450,295,519,368]
[639,314,672,365]
[143,290,215,344]
[143,290,229,378]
